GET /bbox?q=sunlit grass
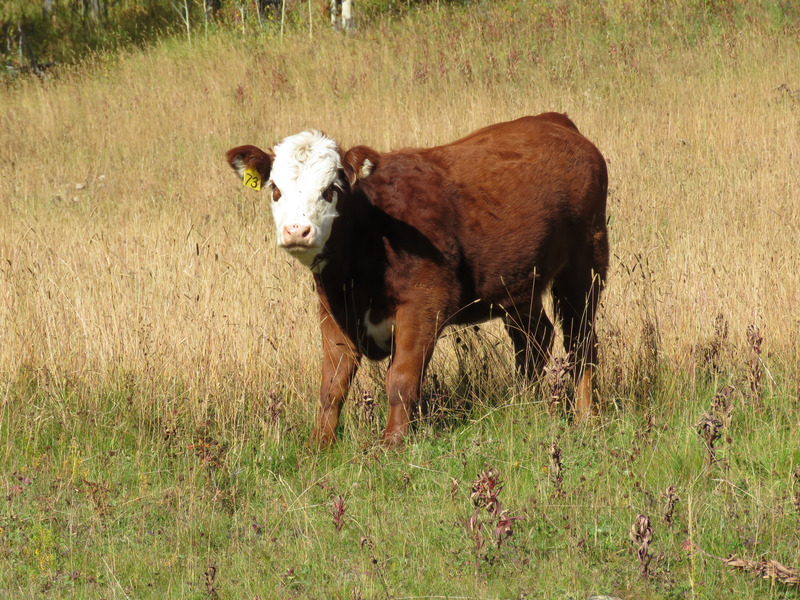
[1,2,799,598]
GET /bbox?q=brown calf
[227,113,609,445]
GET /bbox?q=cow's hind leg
[552,262,603,421]
[503,303,554,380]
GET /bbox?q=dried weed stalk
[746,324,763,399]
[330,495,347,532]
[687,545,800,589]
[354,388,378,426]
[204,564,219,600]
[470,468,503,517]
[695,412,723,467]
[544,353,573,414]
[696,384,737,468]
[81,478,110,519]
[639,319,660,381]
[636,411,656,445]
[450,477,459,502]
[547,441,564,497]
[465,467,522,570]
[723,556,800,587]
[662,486,680,527]
[266,392,285,425]
[710,385,736,444]
[793,467,800,518]
[700,313,729,374]
[630,514,654,579]
[464,509,486,571]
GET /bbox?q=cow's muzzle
[281,224,314,248]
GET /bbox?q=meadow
[1,1,799,598]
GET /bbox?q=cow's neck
[310,189,389,335]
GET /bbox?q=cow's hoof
[308,432,336,449]
[380,431,406,449]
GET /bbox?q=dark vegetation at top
[0,0,471,75]
[2,0,799,78]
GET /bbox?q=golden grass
[1,7,798,421]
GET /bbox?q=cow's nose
[282,224,313,246]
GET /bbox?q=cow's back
[369,114,607,305]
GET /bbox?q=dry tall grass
[1,6,798,428]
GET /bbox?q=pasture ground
[1,2,799,598]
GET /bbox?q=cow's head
[226,131,347,271]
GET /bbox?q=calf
[226,113,609,445]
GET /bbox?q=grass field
[1,2,800,598]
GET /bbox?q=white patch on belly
[364,308,395,352]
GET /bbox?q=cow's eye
[322,184,338,203]
[271,185,282,202]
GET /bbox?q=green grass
[2,370,799,598]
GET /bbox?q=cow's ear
[342,146,380,187]
[226,145,274,187]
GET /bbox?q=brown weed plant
[547,441,564,497]
[354,388,378,426]
[630,514,654,580]
[330,495,347,533]
[470,468,503,518]
[544,353,573,415]
[204,564,219,600]
[723,556,800,587]
[710,385,736,444]
[450,477,459,502]
[662,486,679,527]
[81,478,110,519]
[746,324,763,400]
[266,391,285,425]
[635,411,656,445]
[465,468,523,571]
[695,412,724,468]
[700,313,729,374]
[695,385,737,469]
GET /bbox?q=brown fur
[228,113,609,446]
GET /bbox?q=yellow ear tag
[243,165,262,191]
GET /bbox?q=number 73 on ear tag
[243,165,261,191]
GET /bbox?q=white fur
[269,131,342,269]
[364,309,395,352]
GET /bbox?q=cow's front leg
[310,304,361,447]
[382,308,439,445]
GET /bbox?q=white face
[268,131,342,271]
